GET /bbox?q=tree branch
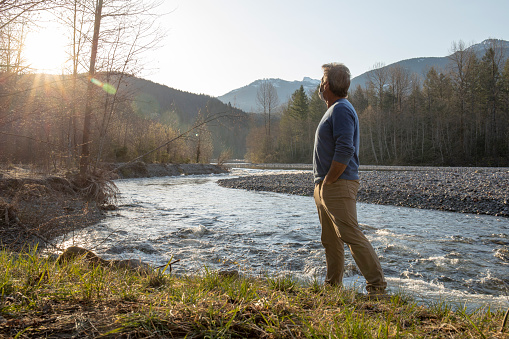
[110,110,243,174]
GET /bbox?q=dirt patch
[0,175,104,252]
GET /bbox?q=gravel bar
[217,167,509,217]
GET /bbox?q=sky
[24,0,509,97]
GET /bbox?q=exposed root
[72,170,119,206]
[0,198,19,226]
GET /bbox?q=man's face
[319,75,328,102]
[319,76,327,93]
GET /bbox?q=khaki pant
[314,179,386,292]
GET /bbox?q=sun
[24,21,68,74]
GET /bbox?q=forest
[0,1,248,177]
[2,2,508,172]
[249,41,509,167]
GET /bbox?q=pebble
[217,168,509,217]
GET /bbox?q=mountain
[351,38,509,90]
[122,77,249,158]
[466,38,509,56]
[219,39,509,112]
[123,77,245,124]
[349,57,450,90]
[217,77,320,113]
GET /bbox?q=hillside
[123,77,244,124]
[122,77,250,158]
[1,73,250,163]
[350,57,450,90]
[352,39,509,89]
[218,39,509,111]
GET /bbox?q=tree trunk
[79,0,103,178]
[369,124,378,163]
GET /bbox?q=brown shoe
[363,292,391,301]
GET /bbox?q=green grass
[0,248,507,338]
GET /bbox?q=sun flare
[24,23,68,74]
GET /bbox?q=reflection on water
[56,170,509,310]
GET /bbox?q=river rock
[57,246,152,274]
[217,167,509,217]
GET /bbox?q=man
[313,62,386,295]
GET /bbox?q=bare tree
[388,65,410,159]
[368,62,388,109]
[0,0,52,159]
[78,0,103,178]
[0,20,27,74]
[367,63,389,162]
[0,1,47,31]
[448,40,475,154]
[256,79,279,137]
[480,40,506,158]
[0,1,59,73]
[65,0,165,177]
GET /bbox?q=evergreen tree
[277,86,312,163]
[288,85,309,120]
[308,86,327,146]
[350,85,369,113]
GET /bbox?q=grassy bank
[1,249,507,338]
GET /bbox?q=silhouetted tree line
[249,41,509,167]
[1,1,248,172]
[351,42,509,166]
[0,73,248,169]
[2,4,506,171]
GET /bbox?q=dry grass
[0,250,508,338]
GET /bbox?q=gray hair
[322,63,351,97]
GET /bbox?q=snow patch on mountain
[217,77,320,113]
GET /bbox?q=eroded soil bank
[0,163,228,250]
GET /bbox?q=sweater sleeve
[331,105,355,165]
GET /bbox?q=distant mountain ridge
[124,76,234,124]
[351,38,509,90]
[349,57,450,90]
[218,77,320,113]
[218,39,509,113]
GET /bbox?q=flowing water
[57,169,509,310]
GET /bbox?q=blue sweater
[313,98,360,183]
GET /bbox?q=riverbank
[218,167,509,217]
[0,163,228,251]
[1,251,507,338]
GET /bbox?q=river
[57,169,509,310]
